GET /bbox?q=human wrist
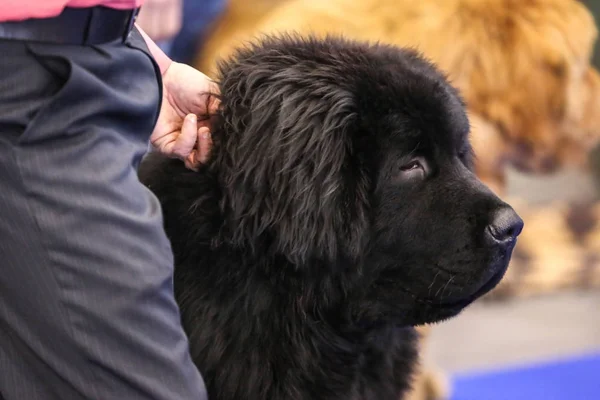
[135,23,173,75]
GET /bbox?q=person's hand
[150,62,220,171]
[136,0,183,43]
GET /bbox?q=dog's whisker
[437,276,455,299]
[428,271,441,297]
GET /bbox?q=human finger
[171,114,198,160]
[197,126,213,164]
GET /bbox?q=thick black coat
[139,35,522,400]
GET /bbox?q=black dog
[139,35,523,400]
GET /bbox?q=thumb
[197,126,213,164]
[172,114,198,160]
[183,127,212,171]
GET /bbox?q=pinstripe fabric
[0,29,207,399]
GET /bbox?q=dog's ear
[211,46,370,265]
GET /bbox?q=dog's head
[206,35,523,326]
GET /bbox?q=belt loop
[82,8,96,46]
[123,8,140,43]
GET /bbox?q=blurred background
[138,1,600,399]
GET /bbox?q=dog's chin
[357,246,516,329]
[406,258,511,327]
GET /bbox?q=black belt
[0,6,140,45]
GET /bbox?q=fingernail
[201,131,210,139]
[187,114,197,123]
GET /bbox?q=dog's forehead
[355,60,470,149]
[390,90,470,150]
[221,35,470,147]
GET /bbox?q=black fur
[138,35,522,400]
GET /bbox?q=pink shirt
[0,0,172,74]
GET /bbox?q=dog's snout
[486,207,524,244]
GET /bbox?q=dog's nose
[486,207,524,244]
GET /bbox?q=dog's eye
[396,157,428,181]
[399,160,422,171]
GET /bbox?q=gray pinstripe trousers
[0,29,207,400]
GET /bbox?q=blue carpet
[450,352,600,400]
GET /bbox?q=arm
[136,23,174,75]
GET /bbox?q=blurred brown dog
[193,1,600,399]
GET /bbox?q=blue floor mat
[450,352,600,400]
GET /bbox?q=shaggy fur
[139,35,522,400]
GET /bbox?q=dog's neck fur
[175,245,418,400]
[140,157,419,400]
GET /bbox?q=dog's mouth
[434,245,515,312]
[409,262,508,327]
[360,240,518,328]
[388,255,512,328]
